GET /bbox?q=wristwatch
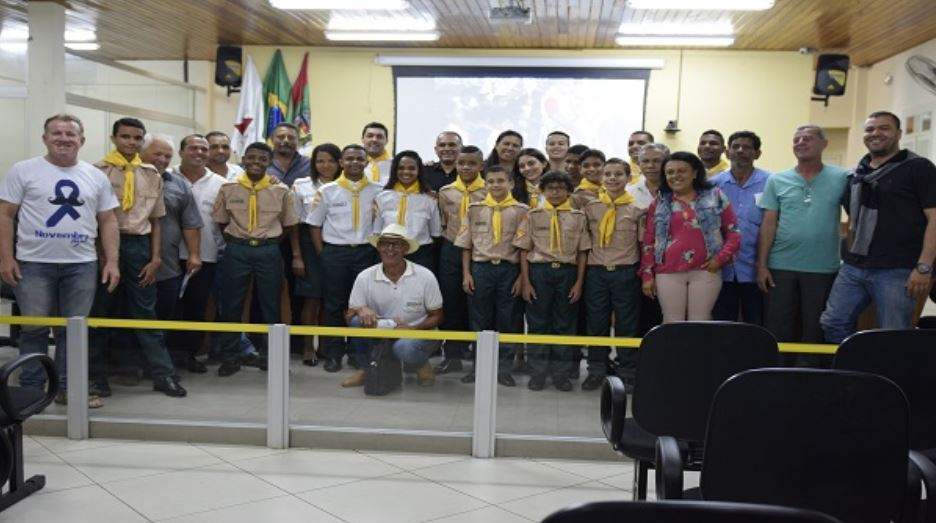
[916,263,932,274]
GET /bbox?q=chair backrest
[632,321,777,441]
[834,329,936,451]
[701,368,909,523]
[541,500,843,523]
[918,316,936,329]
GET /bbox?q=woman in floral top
[640,151,741,322]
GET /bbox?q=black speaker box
[215,46,242,88]
[813,54,849,96]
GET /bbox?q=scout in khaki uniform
[581,158,646,391]
[571,148,606,209]
[433,146,487,375]
[515,171,591,391]
[213,142,298,377]
[455,165,528,386]
[89,117,186,398]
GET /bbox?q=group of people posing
[1,110,934,404]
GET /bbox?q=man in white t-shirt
[341,224,444,388]
[0,114,120,403]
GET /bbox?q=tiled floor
[2,436,700,523]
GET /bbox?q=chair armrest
[600,376,629,451]
[655,435,684,499]
[909,450,936,523]
[0,353,59,422]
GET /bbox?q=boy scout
[515,171,591,391]
[571,149,606,209]
[581,158,645,391]
[434,146,487,375]
[89,117,185,398]
[306,144,381,375]
[213,142,298,377]
[456,165,528,386]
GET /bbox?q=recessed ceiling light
[615,35,735,47]
[618,21,734,36]
[626,0,773,10]
[271,0,408,10]
[325,30,439,42]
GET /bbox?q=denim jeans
[13,261,98,390]
[820,263,916,343]
[347,316,440,366]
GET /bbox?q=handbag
[364,339,402,396]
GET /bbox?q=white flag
[232,54,264,157]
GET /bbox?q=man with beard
[362,122,392,186]
[268,123,310,188]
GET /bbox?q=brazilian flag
[262,49,290,140]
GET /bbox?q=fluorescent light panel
[271,0,408,9]
[326,31,439,42]
[626,0,773,10]
[617,21,733,36]
[615,35,735,47]
[65,42,100,50]
[327,14,435,31]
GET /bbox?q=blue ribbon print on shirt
[46,179,84,227]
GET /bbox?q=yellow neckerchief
[452,175,485,221]
[481,193,518,244]
[334,174,370,230]
[368,150,391,182]
[236,174,273,233]
[577,178,602,193]
[597,190,636,248]
[103,149,142,211]
[393,181,420,225]
[542,199,573,254]
[628,159,642,184]
[526,181,542,208]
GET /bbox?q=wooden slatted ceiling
[0,0,934,65]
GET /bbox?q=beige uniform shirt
[571,188,599,210]
[583,199,646,266]
[96,161,165,235]
[437,183,487,242]
[454,202,528,264]
[212,180,298,239]
[514,207,591,264]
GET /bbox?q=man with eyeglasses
[711,131,770,325]
[756,125,849,360]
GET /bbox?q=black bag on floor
[364,340,402,396]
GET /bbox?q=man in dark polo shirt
[421,131,463,192]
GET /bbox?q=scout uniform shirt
[438,180,486,242]
[454,200,529,264]
[96,159,166,234]
[305,176,381,245]
[583,196,646,267]
[571,180,602,210]
[373,188,443,247]
[212,176,298,239]
[514,203,591,264]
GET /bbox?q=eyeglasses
[378,241,407,251]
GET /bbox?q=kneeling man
[342,224,444,387]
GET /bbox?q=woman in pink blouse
[640,151,741,322]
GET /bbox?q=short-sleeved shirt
[179,169,226,263]
[95,161,166,235]
[365,157,392,186]
[759,164,849,273]
[373,190,442,247]
[305,179,382,245]
[706,158,730,178]
[454,202,529,264]
[0,156,118,263]
[844,150,936,269]
[626,178,657,210]
[156,170,203,281]
[711,168,771,282]
[267,153,311,188]
[514,206,591,264]
[221,163,245,181]
[348,260,443,326]
[212,179,298,239]
[571,188,599,209]
[420,162,457,193]
[437,182,486,242]
[583,199,646,266]
[292,176,321,223]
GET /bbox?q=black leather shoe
[323,358,342,373]
[154,376,187,397]
[460,371,475,383]
[242,352,267,370]
[527,375,546,391]
[434,358,463,374]
[553,376,574,392]
[90,380,112,398]
[218,362,241,377]
[497,374,516,387]
[187,357,207,374]
[581,374,604,391]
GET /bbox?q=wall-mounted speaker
[215,46,242,88]
[813,54,849,96]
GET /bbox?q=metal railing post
[66,316,88,439]
[266,323,289,449]
[472,330,499,458]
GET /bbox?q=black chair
[0,353,58,512]
[917,316,936,329]
[542,500,843,523]
[656,368,933,523]
[600,321,777,499]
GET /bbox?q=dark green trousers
[468,261,521,373]
[437,239,469,359]
[526,263,579,378]
[585,264,641,378]
[320,243,377,363]
[218,239,283,363]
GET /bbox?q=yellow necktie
[368,150,391,183]
[527,182,542,209]
[335,174,370,230]
[393,181,420,225]
[236,174,273,233]
[543,199,573,254]
[577,178,603,194]
[597,190,636,248]
[481,193,518,244]
[452,176,486,222]
[103,149,142,211]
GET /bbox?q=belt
[323,242,370,249]
[225,235,279,247]
[536,262,572,269]
[478,259,513,266]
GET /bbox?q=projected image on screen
[395,73,647,162]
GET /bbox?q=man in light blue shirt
[711,131,770,324]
